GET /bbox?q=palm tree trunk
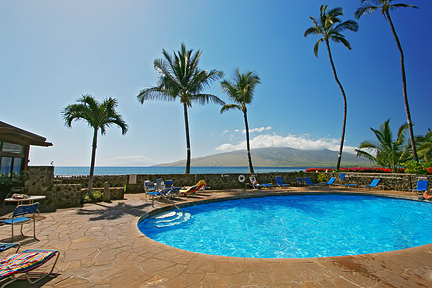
[325,40,347,171]
[183,102,191,174]
[88,128,98,193]
[243,110,254,173]
[385,11,418,162]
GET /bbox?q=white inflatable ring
[238,175,246,182]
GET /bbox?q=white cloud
[234,126,273,134]
[221,130,229,136]
[216,134,357,154]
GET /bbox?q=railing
[150,189,186,215]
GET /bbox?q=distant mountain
[154,147,372,167]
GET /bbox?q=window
[0,157,13,176]
[12,158,22,175]
[2,143,23,153]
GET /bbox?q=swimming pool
[138,194,432,258]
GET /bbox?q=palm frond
[220,104,241,114]
[354,3,379,19]
[390,3,419,11]
[313,39,323,57]
[334,20,359,33]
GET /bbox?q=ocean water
[54,166,309,176]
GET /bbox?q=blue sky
[1,0,431,167]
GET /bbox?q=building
[0,121,52,178]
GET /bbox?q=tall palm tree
[355,118,409,172]
[415,129,432,162]
[304,5,359,170]
[220,68,261,173]
[355,0,419,162]
[137,43,224,174]
[62,94,128,193]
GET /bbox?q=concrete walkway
[0,187,431,287]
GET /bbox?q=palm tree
[355,0,419,162]
[220,68,261,173]
[137,43,224,174]
[62,94,128,193]
[415,129,432,162]
[304,5,359,170]
[355,118,409,172]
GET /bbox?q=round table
[4,195,46,205]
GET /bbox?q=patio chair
[296,178,305,186]
[411,179,428,194]
[0,203,39,242]
[361,179,380,189]
[0,249,60,288]
[320,177,336,186]
[0,243,20,254]
[144,181,156,194]
[249,177,273,189]
[275,176,290,188]
[180,180,207,197]
[303,177,319,186]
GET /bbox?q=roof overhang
[0,121,53,147]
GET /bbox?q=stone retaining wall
[89,187,124,200]
[57,172,313,193]
[328,172,430,191]
[24,166,431,208]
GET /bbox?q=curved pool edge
[137,189,428,259]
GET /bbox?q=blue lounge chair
[321,177,336,186]
[144,181,156,194]
[275,177,290,188]
[1,203,39,242]
[411,179,428,194]
[304,177,319,186]
[362,179,380,189]
[249,176,273,189]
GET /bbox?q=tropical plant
[416,129,432,162]
[220,68,261,173]
[304,5,359,170]
[355,118,409,172]
[401,160,430,175]
[355,0,419,162]
[137,43,224,174]
[62,94,128,193]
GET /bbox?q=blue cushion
[1,217,31,225]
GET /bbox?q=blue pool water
[138,195,432,258]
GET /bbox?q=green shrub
[84,189,103,202]
[401,160,431,175]
[317,173,327,182]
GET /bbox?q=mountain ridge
[153,147,372,167]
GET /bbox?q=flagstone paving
[0,187,431,287]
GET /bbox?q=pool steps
[148,211,191,227]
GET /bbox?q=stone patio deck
[0,187,431,287]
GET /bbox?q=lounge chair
[0,249,60,287]
[275,176,290,188]
[361,179,380,189]
[320,177,336,186]
[144,181,156,194]
[180,180,207,197]
[411,179,428,194]
[1,203,39,242]
[147,179,180,200]
[0,243,19,254]
[249,177,273,189]
[296,178,305,186]
[303,177,319,186]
